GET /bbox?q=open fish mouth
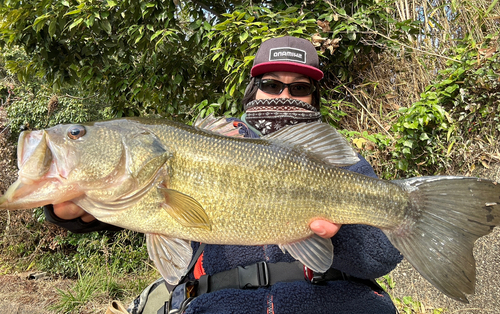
[17,130,53,183]
[0,130,80,210]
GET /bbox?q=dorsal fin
[263,122,359,167]
[194,114,243,138]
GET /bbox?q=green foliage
[0,0,418,121]
[0,46,114,137]
[50,262,156,313]
[392,99,450,175]
[376,274,396,291]
[377,275,446,314]
[1,208,147,280]
[50,267,107,313]
[0,0,220,120]
[2,216,150,279]
[1,211,152,312]
[39,230,150,278]
[6,87,114,136]
[342,129,391,151]
[320,98,352,128]
[393,296,445,314]
[391,34,500,176]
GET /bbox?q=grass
[377,275,446,314]
[0,209,158,313]
[49,264,159,313]
[51,267,102,313]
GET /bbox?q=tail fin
[386,176,500,303]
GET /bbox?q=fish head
[0,119,170,211]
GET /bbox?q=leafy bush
[0,47,114,138]
[391,34,500,176]
[0,0,419,121]
[1,207,150,279]
[37,230,150,278]
[6,88,114,135]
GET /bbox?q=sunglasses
[255,78,315,97]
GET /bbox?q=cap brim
[251,62,324,81]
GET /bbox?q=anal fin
[280,234,334,273]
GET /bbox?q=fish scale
[143,122,408,243]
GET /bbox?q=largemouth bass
[1,117,499,303]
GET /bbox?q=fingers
[80,212,96,223]
[53,202,96,222]
[310,220,341,238]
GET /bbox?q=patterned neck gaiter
[244,98,321,135]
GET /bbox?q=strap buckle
[166,282,197,314]
[237,261,269,288]
[303,265,328,285]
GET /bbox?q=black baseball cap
[251,36,324,81]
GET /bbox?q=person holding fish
[44,36,403,313]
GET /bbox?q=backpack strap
[160,257,384,314]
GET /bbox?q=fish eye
[67,125,87,140]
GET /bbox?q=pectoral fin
[159,188,211,230]
[280,234,334,273]
[146,234,193,285]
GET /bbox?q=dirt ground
[0,272,73,314]
[0,270,125,314]
[389,228,500,313]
